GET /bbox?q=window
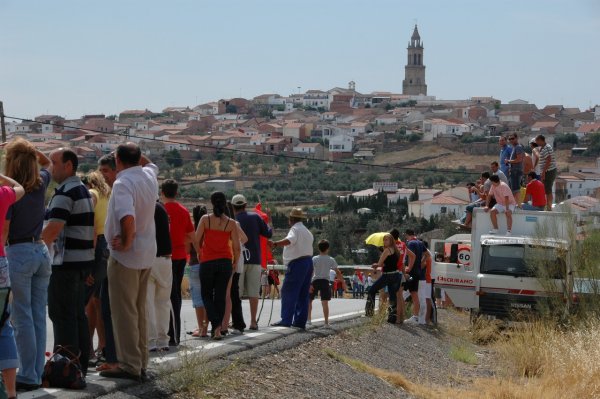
[480,244,565,278]
[441,207,447,213]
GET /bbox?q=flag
[254,203,272,268]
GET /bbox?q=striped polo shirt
[47,175,95,267]
[538,143,557,172]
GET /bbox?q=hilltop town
[5,25,600,224]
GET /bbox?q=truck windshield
[480,244,565,278]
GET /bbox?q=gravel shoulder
[177,309,497,399]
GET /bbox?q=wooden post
[0,101,6,143]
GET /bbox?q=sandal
[96,363,118,372]
[211,327,223,340]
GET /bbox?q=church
[402,25,427,96]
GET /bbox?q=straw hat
[288,208,307,219]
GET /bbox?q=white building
[423,118,471,138]
[329,135,354,153]
[302,90,330,109]
[409,187,470,219]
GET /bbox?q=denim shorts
[189,264,204,308]
[0,318,19,370]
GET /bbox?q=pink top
[0,186,17,257]
[489,182,516,206]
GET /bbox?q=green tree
[219,160,232,176]
[199,161,216,177]
[165,149,183,167]
[424,176,435,188]
[182,161,197,177]
[409,187,419,201]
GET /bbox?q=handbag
[41,346,86,390]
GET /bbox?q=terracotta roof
[430,195,469,205]
[532,120,559,128]
[577,123,600,133]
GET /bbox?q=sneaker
[323,323,330,328]
[506,230,512,236]
[489,229,498,235]
[405,315,418,323]
[307,321,312,325]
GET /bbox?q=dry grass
[330,318,600,399]
[449,345,478,365]
[470,316,504,345]
[461,319,600,398]
[159,348,239,398]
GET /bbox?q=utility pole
[0,101,6,143]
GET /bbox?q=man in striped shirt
[42,148,95,378]
[535,135,557,210]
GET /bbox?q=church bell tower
[402,25,427,96]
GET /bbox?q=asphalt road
[44,297,366,354]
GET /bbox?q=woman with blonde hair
[364,233,403,324]
[3,138,53,391]
[81,170,110,368]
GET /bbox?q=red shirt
[0,187,16,257]
[164,201,194,260]
[525,179,546,208]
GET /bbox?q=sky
[1,0,599,120]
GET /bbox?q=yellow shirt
[90,188,109,236]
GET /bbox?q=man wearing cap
[268,208,314,329]
[231,194,272,331]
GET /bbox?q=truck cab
[432,208,572,319]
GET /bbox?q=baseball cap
[231,194,247,206]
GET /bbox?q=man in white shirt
[100,143,158,382]
[268,208,314,329]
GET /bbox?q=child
[308,240,345,327]
[336,277,345,298]
[260,269,270,299]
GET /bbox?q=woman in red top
[195,192,240,340]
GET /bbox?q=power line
[3,115,480,176]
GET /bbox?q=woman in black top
[365,234,403,323]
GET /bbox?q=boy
[308,240,344,327]
[484,174,516,234]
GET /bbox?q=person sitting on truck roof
[490,161,509,186]
[520,171,546,211]
[460,172,494,230]
[485,175,516,235]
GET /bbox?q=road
[45,297,366,354]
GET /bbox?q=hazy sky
[1,0,599,119]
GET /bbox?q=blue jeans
[367,272,402,308]
[6,242,51,385]
[280,257,313,328]
[189,264,204,308]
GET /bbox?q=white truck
[431,208,575,319]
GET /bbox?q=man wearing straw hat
[268,208,314,329]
